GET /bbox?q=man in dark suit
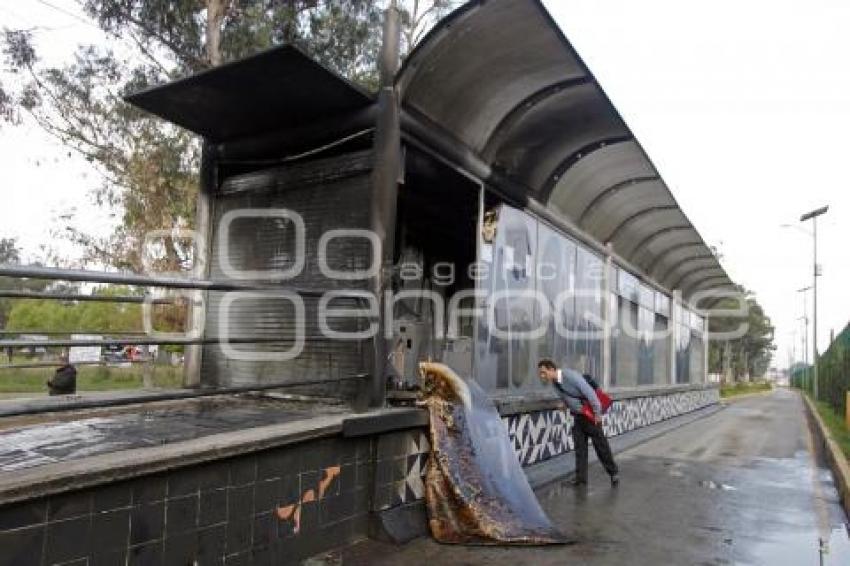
[538,358,619,487]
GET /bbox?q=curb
[801,393,850,518]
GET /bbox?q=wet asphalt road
[342,388,850,565]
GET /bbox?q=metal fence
[0,263,370,398]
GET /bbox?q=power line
[0,4,35,27]
[32,0,99,29]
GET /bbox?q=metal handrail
[0,360,154,370]
[0,331,150,335]
[0,264,341,295]
[0,290,183,304]
[0,373,369,418]
[0,335,348,348]
[0,264,374,405]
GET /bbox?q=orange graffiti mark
[275,464,342,535]
[276,504,296,520]
[318,465,341,499]
[276,504,303,534]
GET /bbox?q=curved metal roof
[397,0,734,301]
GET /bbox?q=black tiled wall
[0,436,374,566]
[0,390,719,565]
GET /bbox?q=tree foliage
[5,285,157,334]
[0,237,22,329]
[0,237,54,329]
[708,288,776,380]
[2,1,459,271]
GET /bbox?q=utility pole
[800,205,828,401]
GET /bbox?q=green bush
[792,334,850,416]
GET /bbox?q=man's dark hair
[537,358,557,370]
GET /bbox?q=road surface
[341,389,850,565]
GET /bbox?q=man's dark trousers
[571,414,618,481]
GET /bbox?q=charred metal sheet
[202,152,374,396]
[418,362,566,545]
[125,45,374,143]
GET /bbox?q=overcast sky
[1,0,848,368]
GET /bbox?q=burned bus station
[0,0,740,564]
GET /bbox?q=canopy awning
[398,0,734,300]
[125,45,374,143]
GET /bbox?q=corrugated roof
[397,0,735,300]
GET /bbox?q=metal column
[362,2,402,409]
[602,243,613,389]
[183,141,216,387]
[671,290,681,384]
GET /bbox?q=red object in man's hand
[579,387,613,422]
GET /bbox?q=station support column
[602,243,613,389]
[670,290,681,384]
[363,1,402,409]
[183,141,215,388]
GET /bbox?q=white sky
[1,0,849,369]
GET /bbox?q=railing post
[142,345,155,388]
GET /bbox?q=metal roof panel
[125,45,374,143]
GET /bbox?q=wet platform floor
[342,389,850,565]
[0,395,347,472]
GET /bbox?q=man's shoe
[610,474,620,487]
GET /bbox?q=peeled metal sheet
[418,362,567,545]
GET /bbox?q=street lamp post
[800,205,828,401]
[797,286,811,373]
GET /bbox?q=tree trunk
[206,0,229,67]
